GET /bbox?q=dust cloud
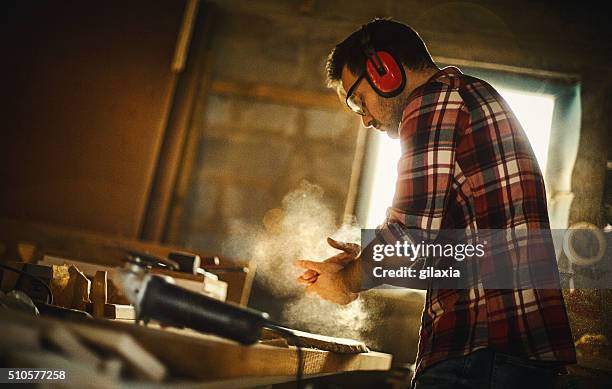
[226,181,377,342]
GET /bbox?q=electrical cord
[264,323,304,389]
[0,263,54,305]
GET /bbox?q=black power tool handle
[139,276,268,345]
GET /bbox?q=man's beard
[385,127,400,139]
[378,97,406,139]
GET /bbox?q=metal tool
[117,256,269,345]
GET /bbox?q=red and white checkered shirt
[376,66,576,373]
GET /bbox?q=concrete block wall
[182,92,361,255]
[177,5,399,257]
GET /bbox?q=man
[295,19,576,388]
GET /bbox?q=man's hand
[295,237,361,305]
[296,237,360,285]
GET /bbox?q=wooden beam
[434,56,581,81]
[141,3,213,242]
[210,80,343,110]
[163,11,220,246]
[171,0,200,73]
[148,3,214,242]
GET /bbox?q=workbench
[2,311,392,387]
[0,218,393,386]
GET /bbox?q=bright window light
[363,86,555,228]
[496,87,555,174]
[364,132,402,228]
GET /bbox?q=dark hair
[325,18,436,88]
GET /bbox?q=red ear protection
[360,24,406,97]
[365,51,405,95]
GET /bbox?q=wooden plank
[261,328,369,354]
[44,324,101,367]
[171,0,200,73]
[433,56,581,81]
[42,254,228,303]
[42,255,116,278]
[107,304,137,320]
[210,80,342,110]
[4,311,392,382]
[70,325,167,382]
[214,267,254,306]
[91,271,108,318]
[85,303,137,320]
[81,321,392,380]
[0,321,41,351]
[67,265,91,311]
[5,351,119,387]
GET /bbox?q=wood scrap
[1,218,255,304]
[50,264,71,306]
[44,255,131,305]
[68,265,91,311]
[84,303,136,320]
[100,358,123,380]
[107,280,130,305]
[42,254,228,303]
[43,324,101,367]
[260,327,369,354]
[0,320,41,351]
[42,255,116,278]
[151,267,228,302]
[5,350,118,388]
[105,304,136,320]
[70,325,166,381]
[214,266,251,305]
[91,271,108,318]
[202,271,227,301]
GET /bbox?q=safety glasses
[345,73,366,116]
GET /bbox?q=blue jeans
[412,349,564,389]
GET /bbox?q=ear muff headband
[360,25,406,97]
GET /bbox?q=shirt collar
[397,66,463,134]
[404,66,462,102]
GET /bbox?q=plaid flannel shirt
[374,67,576,374]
